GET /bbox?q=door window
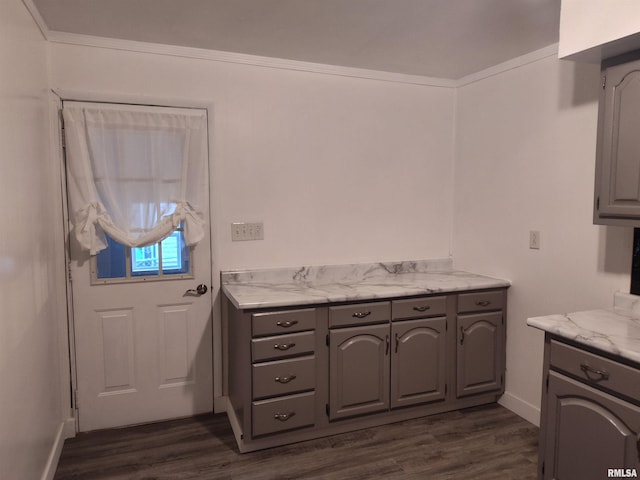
[93,223,192,283]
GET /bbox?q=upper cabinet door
[595,56,640,225]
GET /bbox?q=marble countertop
[221,258,510,310]
[527,292,640,364]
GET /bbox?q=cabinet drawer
[252,331,315,362]
[252,391,315,437]
[457,290,504,313]
[252,355,316,400]
[550,340,640,402]
[252,308,316,337]
[392,296,447,320]
[329,301,390,327]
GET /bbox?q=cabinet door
[596,58,640,221]
[543,371,640,480]
[329,324,389,420]
[391,317,446,408]
[456,312,503,397]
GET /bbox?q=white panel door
[66,107,212,432]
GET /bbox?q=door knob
[186,284,208,295]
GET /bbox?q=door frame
[49,90,77,440]
[53,88,224,434]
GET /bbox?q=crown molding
[45,29,458,88]
[22,0,49,41]
[456,44,559,87]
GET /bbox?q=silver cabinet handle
[413,305,431,312]
[273,343,296,351]
[476,300,491,307]
[352,311,371,319]
[274,374,296,384]
[276,320,299,328]
[274,412,296,422]
[580,364,610,381]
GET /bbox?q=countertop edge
[527,310,640,365]
[222,273,510,310]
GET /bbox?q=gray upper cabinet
[595,55,640,225]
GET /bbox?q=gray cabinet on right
[538,338,640,479]
[594,54,640,225]
[543,372,640,480]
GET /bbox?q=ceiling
[30,0,561,80]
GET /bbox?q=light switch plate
[231,222,264,241]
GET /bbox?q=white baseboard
[499,391,540,427]
[40,419,68,480]
[41,417,75,480]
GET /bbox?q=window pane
[95,227,191,281]
[96,234,127,279]
[162,228,190,275]
[131,244,159,276]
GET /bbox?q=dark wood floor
[54,404,539,480]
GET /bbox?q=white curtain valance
[63,102,208,255]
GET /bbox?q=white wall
[49,42,456,403]
[454,54,632,424]
[49,45,455,270]
[0,1,69,479]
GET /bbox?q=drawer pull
[352,311,372,319]
[460,326,466,345]
[276,320,299,328]
[413,305,431,312]
[274,412,296,422]
[476,300,491,307]
[580,364,610,381]
[273,343,296,351]
[274,374,297,384]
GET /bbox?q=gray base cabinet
[457,312,504,397]
[456,291,505,397]
[391,316,447,408]
[538,336,640,479]
[226,288,507,452]
[329,323,390,420]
